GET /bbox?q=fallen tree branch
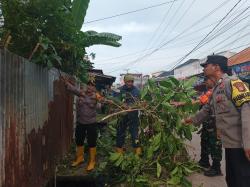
[100,108,143,122]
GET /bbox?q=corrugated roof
[228,47,250,66]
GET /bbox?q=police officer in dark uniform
[184,55,250,187]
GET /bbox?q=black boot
[198,159,210,170]
[204,160,222,177]
[204,167,222,177]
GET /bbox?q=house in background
[174,59,200,79]
[151,70,174,82]
[88,69,116,91]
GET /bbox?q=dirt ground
[187,133,227,187]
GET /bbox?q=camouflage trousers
[200,126,222,168]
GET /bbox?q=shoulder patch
[231,79,250,107]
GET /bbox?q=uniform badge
[231,79,250,107]
[216,95,223,102]
[232,81,246,92]
[219,82,225,89]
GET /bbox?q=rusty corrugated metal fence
[0,49,74,187]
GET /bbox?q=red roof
[228,47,250,66]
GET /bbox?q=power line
[170,0,243,70]
[105,15,249,68]
[83,0,179,24]
[96,38,204,66]
[105,0,243,74]
[99,3,248,65]
[128,0,180,69]
[193,14,250,58]
[123,0,232,68]
[142,0,176,51]
[159,9,250,70]
[146,0,186,50]
[153,42,250,73]
[189,8,250,58]
[151,0,196,50]
[94,20,218,64]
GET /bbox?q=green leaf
[152,133,161,149]
[159,79,173,88]
[183,166,194,175]
[98,161,107,170]
[114,155,124,166]
[167,176,181,185]
[146,146,154,159]
[72,0,90,29]
[82,31,122,47]
[183,127,193,141]
[168,76,180,86]
[181,177,192,187]
[184,77,197,88]
[170,166,179,176]
[109,152,121,162]
[157,162,162,178]
[135,175,148,183]
[141,87,148,99]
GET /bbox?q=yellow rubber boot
[71,146,84,167]
[86,147,96,171]
[135,147,142,156]
[116,147,124,154]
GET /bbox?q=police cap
[200,55,228,73]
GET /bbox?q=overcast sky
[82,0,250,80]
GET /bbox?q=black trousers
[225,148,250,187]
[75,122,97,148]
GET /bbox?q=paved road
[187,133,227,187]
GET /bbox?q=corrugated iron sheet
[0,49,74,187]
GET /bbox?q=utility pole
[124,68,129,74]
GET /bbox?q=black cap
[200,55,228,73]
[200,55,228,67]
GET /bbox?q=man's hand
[244,149,250,161]
[181,118,193,125]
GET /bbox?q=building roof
[175,59,199,69]
[88,69,116,89]
[158,70,174,77]
[120,73,142,76]
[228,47,250,66]
[151,71,165,77]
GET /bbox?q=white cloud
[82,21,155,35]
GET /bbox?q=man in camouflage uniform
[184,55,250,187]
[198,77,222,176]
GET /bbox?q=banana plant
[72,0,122,48]
[72,0,90,30]
[0,0,122,82]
